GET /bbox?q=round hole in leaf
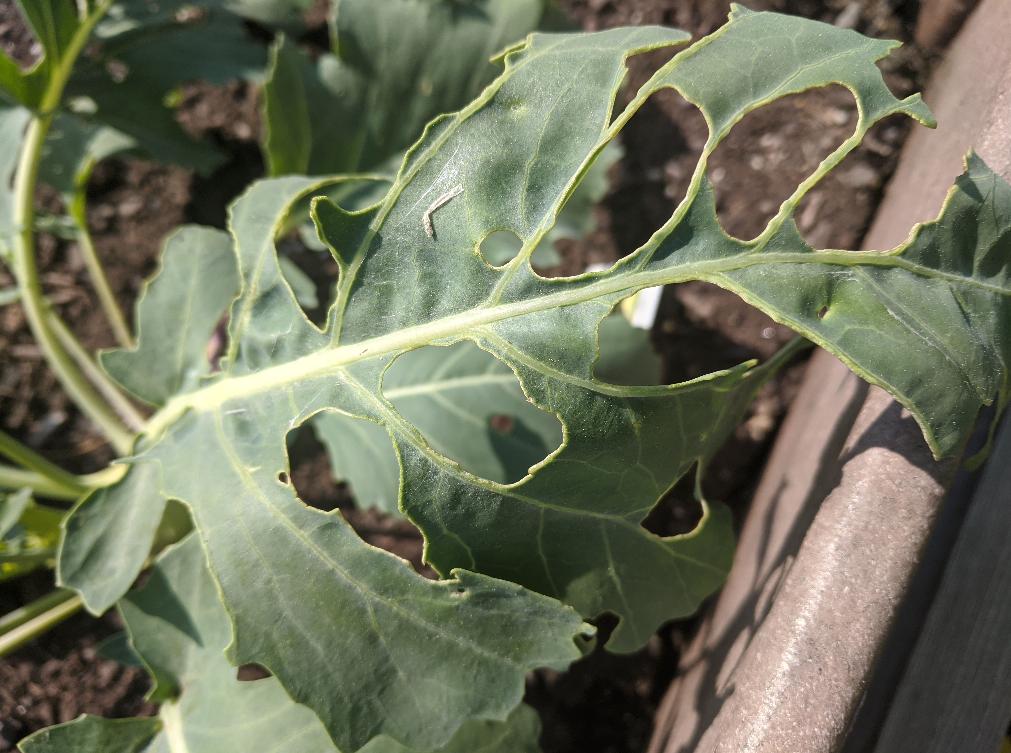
[478,229,524,266]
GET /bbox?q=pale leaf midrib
[159,701,190,753]
[144,243,1007,439]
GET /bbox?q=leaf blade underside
[26,536,548,753]
[59,8,1011,752]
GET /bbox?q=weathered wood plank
[872,415,1011,752]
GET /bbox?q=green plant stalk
[10,0,134,455]
[0,457,126,498]
[69,161,134,350]
[0,589,83,658]
[0,428,87,493]
[0,464,83,500]
[47,311,147,431]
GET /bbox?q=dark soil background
[0,1,946,751]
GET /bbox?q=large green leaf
[29,536,548,753]
[262,0,551,176]
[60,7,1011,750]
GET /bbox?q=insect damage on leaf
[57,6,1011,753]
[25,536,550,753]
[423,184,464,238]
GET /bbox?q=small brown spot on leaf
[489,414,514,434]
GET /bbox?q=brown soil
[0,0,940,751]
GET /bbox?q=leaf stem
[0,589,83,658]
[10,0,134,455]
[0,429,87,495]
[0,464,83,500]
[47,311,147,431]
[69,161,134,349]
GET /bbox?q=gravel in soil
[0,0,933,750]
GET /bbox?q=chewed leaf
[28,536,549,753]
[60,8,1011,751]
[316,340,564,513]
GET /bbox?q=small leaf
[58,461,166,613]
[226,0,313,31]
[262,35,312,176]
[0,488,31,537]
[94,631,143,667]
[39,115,137,197]
[100,226,240,406]
[16,1,80,69]
[0,1,80,109]
[18,716,162,753]
[1,490,63,581]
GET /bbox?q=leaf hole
[285,419,437,578]
[655,282,794,383]
[104,59,130,83]
[489,414,515,434]
[478,229,524,267]
[817,305,829,320]
[592,306,662,386]
[277,231,338,328]
[640,480,704,538]
[383,341,563,485]
[236,663,272,682]
[277,470,290,485]
[708,84,857,241]
[603,86,708,264]
[795,114,912,249]
[286,423,354,513]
